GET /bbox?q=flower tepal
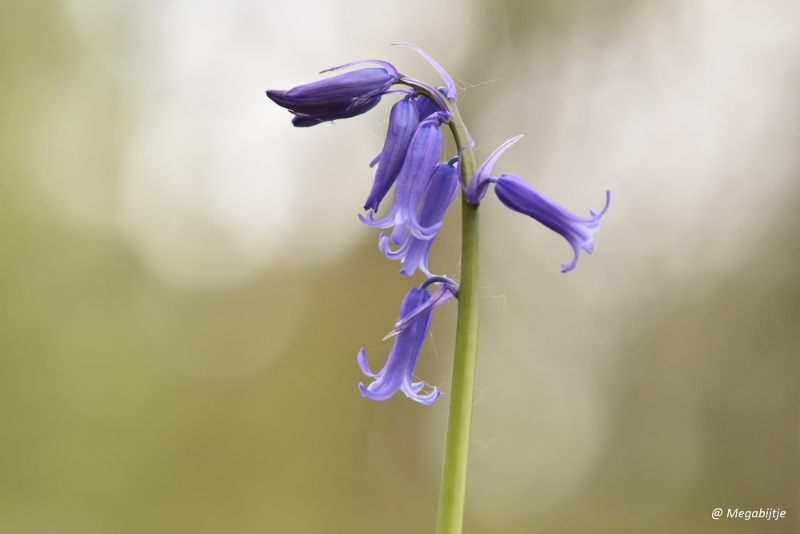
[364,97,419,212]
[379,160,459,277]
[494,174,611,273]
[358,287,440,405]
[266,60,400,127]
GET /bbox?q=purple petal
[413,91,446,120]
[357,348,379,378]
[369,151,381,168]
[400,385,440,405]
[379,233,411,261]
[321,59,400,81]
[391,281,457,335]
[494,175,610,273]
[392,43,457,100]
[364,97,419,211]
[358,288,439,405]
[281,68,393,104]
[361,113,447,242]
[396,162,459,276]
[284,95,382,127]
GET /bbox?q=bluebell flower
[360,111,451,243]
[493,174,611,273]
[364,97,419,211]
[357,286,440,405]
[358,277,458,405]
[378,160,459,277]
[267,60,400,126]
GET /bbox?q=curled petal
[494,175,610,273]
[401,386,440,405]
[357,348,380,379]
[392,43,457,100]
[378,233,411,261]
[369,151,381,168]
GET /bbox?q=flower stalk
[435,101,480,534]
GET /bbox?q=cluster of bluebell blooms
[267,45,609,405]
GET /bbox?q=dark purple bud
[283,68,394,104]
[494,174,611,273]
[364,97,419,211]
[266,63,400,127]
[290,95,382,127]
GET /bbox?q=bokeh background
[1,1,799,532]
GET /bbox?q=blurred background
[1,0,799,532]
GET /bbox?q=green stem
[435,103,480,534]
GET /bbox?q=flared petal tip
[406,387,441,405]
[359,382,395,402]
[358,211,382,227]
[358,383,380,400]
[560,262,577,274]
[560,243,582,274]
[357,348,377,378]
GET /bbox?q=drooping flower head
[360,111,451,243]
[358,286,439,405]
[267,45,612,413]
[358,277,458,404]
[494,174,611,273]
[267,60,400,126]
[379,160,459,277]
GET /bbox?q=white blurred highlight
[53,0,473,287]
